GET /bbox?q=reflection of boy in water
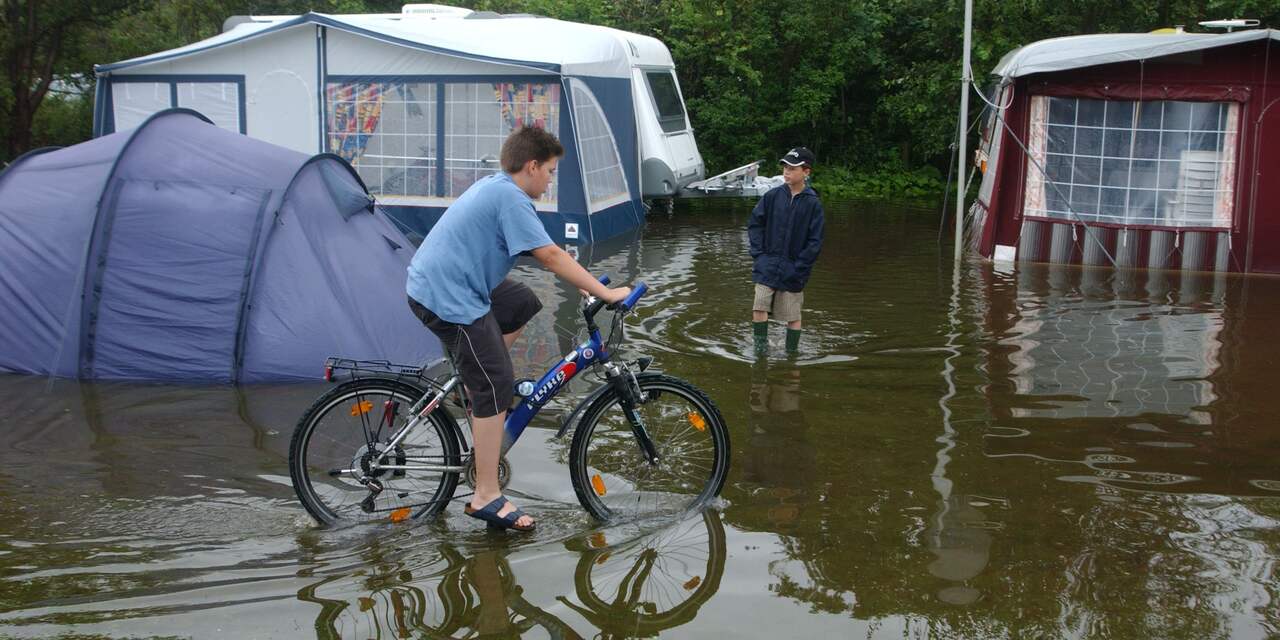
[466,550,514,637]
[743,364,815,528]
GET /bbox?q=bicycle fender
[555,383,614,440]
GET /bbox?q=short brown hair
[500,126,564,173]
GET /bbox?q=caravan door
[636,68,704,196]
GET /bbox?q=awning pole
[954,0,973,262]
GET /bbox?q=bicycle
[288,275,731,525]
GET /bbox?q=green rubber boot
[752,321,769,354]
[785,328,802,353]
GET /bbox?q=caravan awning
[96,12,648,79]
[992,29,1280,80]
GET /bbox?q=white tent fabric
[99,12,668,79]
[992,29,1280,80]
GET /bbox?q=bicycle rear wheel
[289,378,462,525]
[569,373,730,521]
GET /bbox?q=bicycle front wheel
[289,378,462,526]
[569,373,730,521]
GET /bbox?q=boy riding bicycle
[406,126,629,532]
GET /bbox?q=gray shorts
[752,284,803,323]
[408,279,542,418]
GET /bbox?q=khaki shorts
[752,284,803,323]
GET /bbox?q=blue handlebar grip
[621,282,648,310]
[598,274,611,286]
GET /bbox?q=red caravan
[969,29,1280,273]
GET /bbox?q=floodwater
[2,198,1278,638]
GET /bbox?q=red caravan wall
[978,39,1280,273]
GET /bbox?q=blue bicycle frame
[500,276,648,453]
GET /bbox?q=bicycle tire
[290,378,462,526]
[569,373,730,522]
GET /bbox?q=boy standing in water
[406,126,630,532]
[748,147,825,354]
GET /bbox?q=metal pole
[954,0,973,261]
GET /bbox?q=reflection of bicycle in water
[560,509,726,638]
[297,510,727,638]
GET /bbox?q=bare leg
[753,310,768,322]
[787,319,801,330]
[470,411,534,528]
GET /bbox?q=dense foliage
[4,0,1279,196]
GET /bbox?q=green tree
[1,0,142,159]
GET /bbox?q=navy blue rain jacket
[748,185,825,292]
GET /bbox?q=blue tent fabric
[0,109,440,382]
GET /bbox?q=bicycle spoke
[574,376,728,521]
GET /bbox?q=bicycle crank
[463,454,512,491]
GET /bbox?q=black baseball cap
[780,147,816,167]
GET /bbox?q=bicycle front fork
[605,362,660,466]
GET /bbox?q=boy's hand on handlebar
[600,286,631,304]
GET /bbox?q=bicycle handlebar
[583,273,648,324]
[619,282,648,311]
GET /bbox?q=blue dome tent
[0,109,440,382]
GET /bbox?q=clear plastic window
[1024,96,1238,228]
[327,81,437,200]
[571,79,629,211]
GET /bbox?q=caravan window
[110,79,242,134]
[444,82,560,207]
[570,79,630,211]
[1024,96,1239,228]
[327,81,437,200]
[646,71,688,134]
[176,83,241,133]
[324,79,560,208]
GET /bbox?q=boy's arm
[796,201,825,269]
[747,196,767,258]
[530,244,631,303]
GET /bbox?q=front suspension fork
[607,364,659,466]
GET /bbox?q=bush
[811,154,945,202]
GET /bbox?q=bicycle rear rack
[323,356,448,383]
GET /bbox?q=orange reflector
[591,474,607,496]
[687,412,707,431]
[684,576,702,590]
[389,507,411,523]
[350,400,373,416]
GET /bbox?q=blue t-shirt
[406,173,554,324]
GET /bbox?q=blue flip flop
[464,496,535,532]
